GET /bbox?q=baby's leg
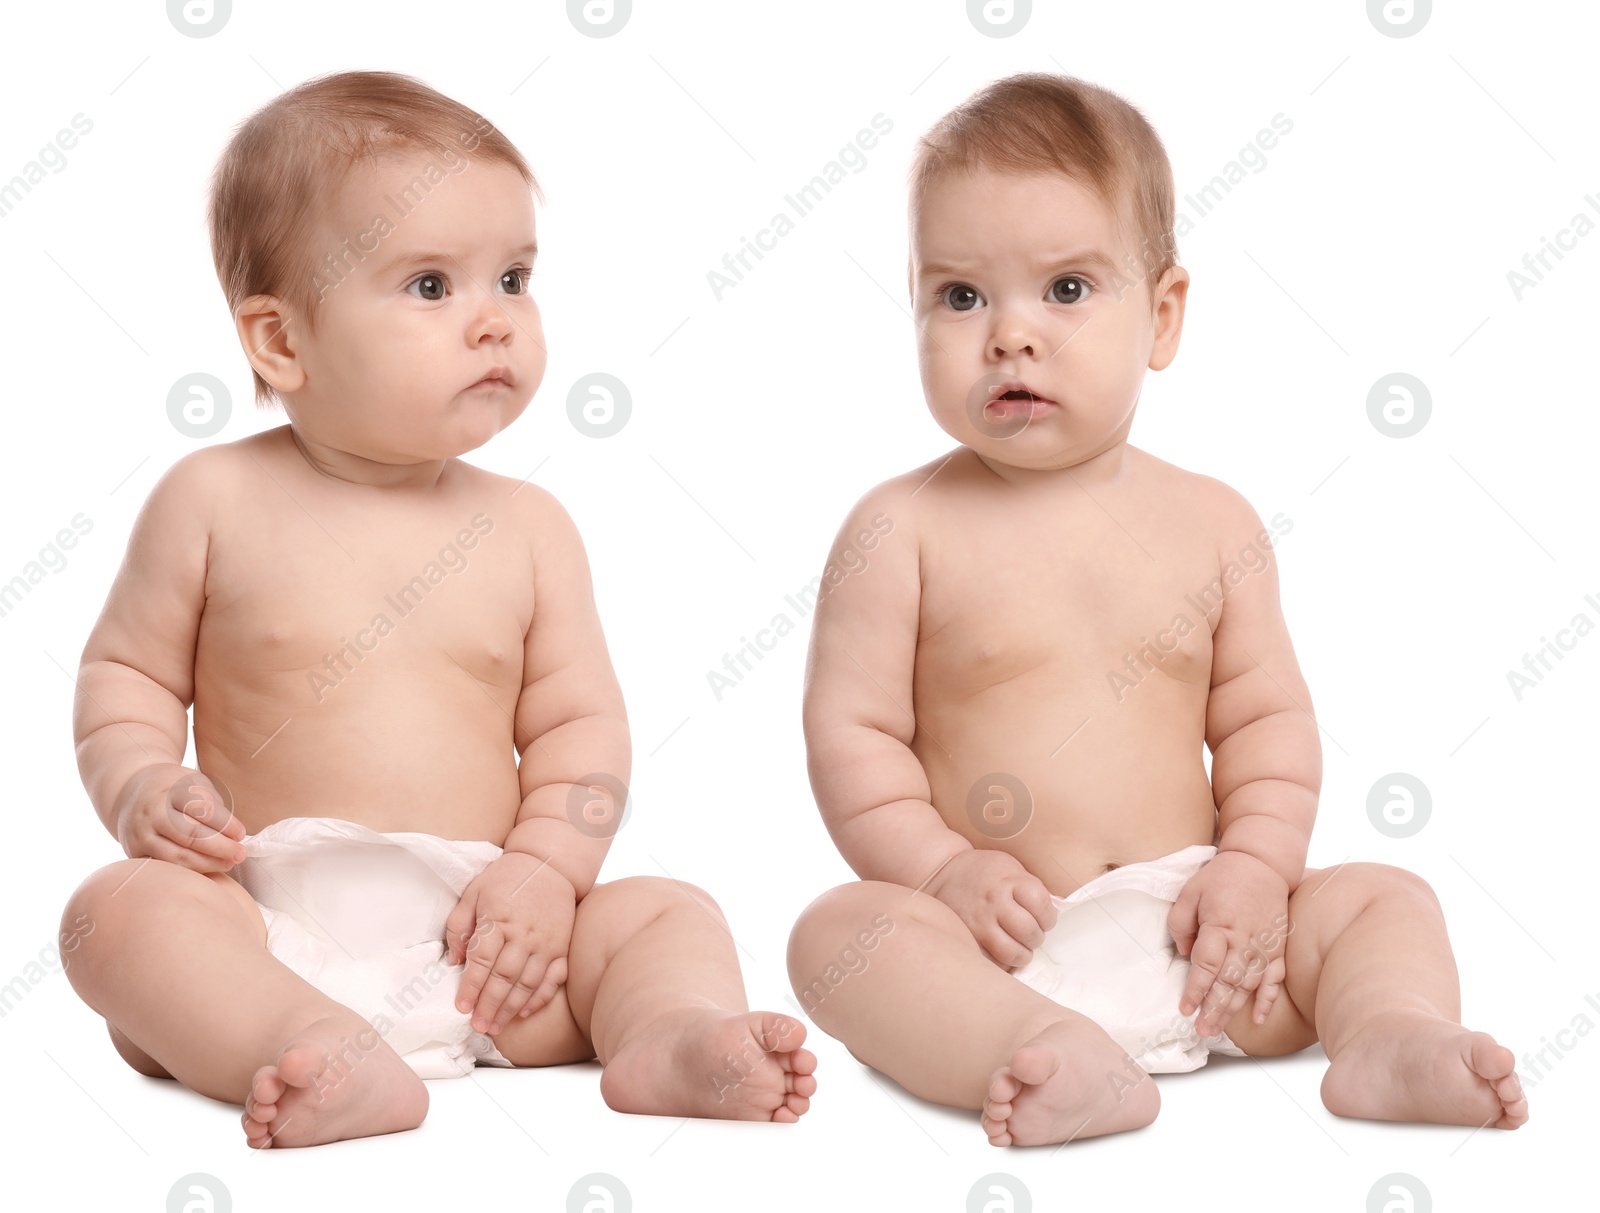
[1226,861,1527,1129]
[61,858,428,1148]
[788,881,1160,1147]
[551,875,816,1122]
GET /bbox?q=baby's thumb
[443,894,476,964]
[1167,892,1198,957]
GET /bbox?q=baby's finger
[519,957,568,1017]
[978,920,1033,969]
[1179,923,1228,1018]
[997,900,1047,954]
[148,835,235,875]
[494,956,557,1030]
[443,890,480,967]
[169,778,245,844]
[477,947,537,1032]
[1012,879,1058,933]
[1167,887,1200,959]
[1198,974,1249,1037]
[1250,956,1287,1026]
[454,930,500,1015]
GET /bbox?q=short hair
[206,69,540,408]
[908,72,1177,305]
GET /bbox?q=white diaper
[236,817,515,1080]
[1009,843,1247,1074]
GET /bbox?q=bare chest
[915,506,1220,702]
[197,492,530,703]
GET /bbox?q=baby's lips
[964,372,1035,440]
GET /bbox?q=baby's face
[911,168,1185,473]
[283,152,546,462]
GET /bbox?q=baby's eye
[500,267,533,295]
[407,273,447,301]
[940,283,983,311]
[1049,276,1091,305]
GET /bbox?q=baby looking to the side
[61,70,813,1148]
[788,73,1527,1146]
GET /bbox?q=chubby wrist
[494,847,578,899]
[1212,846,1291,890]
[920,840,981,898]
[501,817,594,897]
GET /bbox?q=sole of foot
[1321,1008,1528,1130]
[600,1007,817,1122]
[241,1014,429,1149]
[981,1018,1160,1147]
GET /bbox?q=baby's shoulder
[447,461,586,560]
[1129,447,1260,528]
[143,434,257,515]
[824,452,962,547]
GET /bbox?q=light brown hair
[207,69,540,407]
[909,73,1178,304]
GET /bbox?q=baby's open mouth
[985,381,1056,412]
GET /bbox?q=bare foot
[600,1007,817,1122]
[1321,1008,1528,1130]
[241,1015,429,1148]
[981,1018,1160,1147]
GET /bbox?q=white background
[1,1,1594,1209]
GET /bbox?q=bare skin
[788,164,1525,1145]
[62,148,813,1147]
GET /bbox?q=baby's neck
[283,424,451,492]
[970,439,1131,490]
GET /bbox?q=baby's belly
[914,677,1218,897]
[191,675,523,843]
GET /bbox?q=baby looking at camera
[788,73,1525,1146]
[62,70,813,1149]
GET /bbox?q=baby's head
[208,70,545,465]
[907,73,1189,475]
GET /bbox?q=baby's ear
[235,294,306,394]
[1147,265,1190,373]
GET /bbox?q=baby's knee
[61,858,155,934]
[787,882,904,972]
[590,873,726,925]
[1346,862,1440,907]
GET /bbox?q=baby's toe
[987,1067,1023,1105]
[249,1065,286,1107]
[981,1114,1013,1146]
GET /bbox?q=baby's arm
[1202,485,1321,888]
[74,451,245,869]
[803,486,1055,966]
[1171,483,1321,1032]
[447,486,629,1032]
[502,486,630,894]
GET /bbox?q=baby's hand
[445,852,576,1035]
[114,763,246,873]
[1168,850,1292,1037]
[926,849,1057,968]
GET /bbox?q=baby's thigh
[206,869,268,946]
[483,985,592,1067]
